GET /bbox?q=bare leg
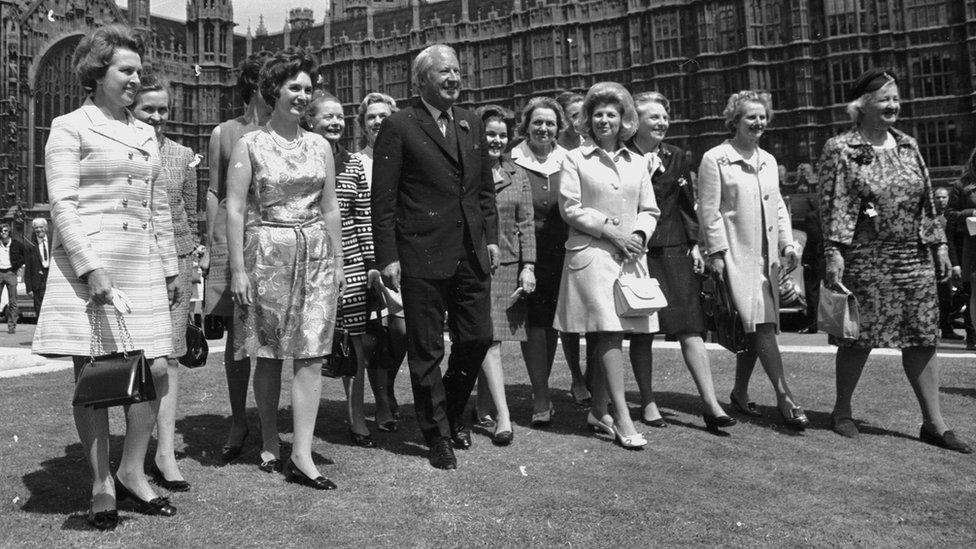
[252,358,282,462]
[902,346,949,434]
[677,333,726,417]
[479,342,511,434]
[521,326,553,415]
[343,336,370,436]
[72,358,115,513]
[116,357,167,502]
[594,333,639,437]
[290,358,324,478]
[751,324,801,412]
[223,318,251,447]
[153,358,185,481]
[832,347,871,420]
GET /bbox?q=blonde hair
[577,82,639,142]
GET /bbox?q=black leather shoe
[779,407,809,431]
[348,429,376,448]
[376,419,399,433]
[428,437,457,470]
[641,417,668,428]
[941,330,965,340]
[491,429,514,446]
[730,392,762,417]
[86,508,119,531]
[703,414,737,431]
[149,464,190,492]
[258,458,283,473]
[284,459,337,490]
[114,476,176,517]
[919,427,973,454]
[451,425,472,450]
[220,430,248,462]
[831,416,859,439]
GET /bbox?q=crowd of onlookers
[14,23,973,532]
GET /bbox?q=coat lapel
[415,104,459,165]
[81,99,155,156]
[453,107,468,167]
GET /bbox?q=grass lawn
[1,343,974,547]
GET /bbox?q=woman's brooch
[850,146,874,166]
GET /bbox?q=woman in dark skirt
[627,92,736,431]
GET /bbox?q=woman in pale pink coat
[554,82,660,449]
[698,91,808,430]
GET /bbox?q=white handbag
[613,258,668,317]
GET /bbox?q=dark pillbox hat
[848,68,897,101]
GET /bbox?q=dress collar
[719,140,770,170]
[579,139,633,161]
[510,140,567,176]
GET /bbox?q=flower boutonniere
[458,119,470,132]
[188,153,203,168]
[658,146,672,159]
[677,176,689,187]
[850,146,874,166]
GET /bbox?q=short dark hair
[300,90,342,131]
[475,104,515,139]
[132,73,168,104]
[72,24,146,92]
[239,51,274,104]
[258,47,316,108]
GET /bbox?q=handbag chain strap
[89,305,135,359]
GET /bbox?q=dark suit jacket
[371,101,498,279]
[626,141,697,247]
[24,239,49,293]
[2,237,26,272]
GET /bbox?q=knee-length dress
[819,128,944,348]
[510,142,568,329]
[160,137,200,357]
[334,147,374,336]
[233,129,340,360]
[553,142,660,334]
[33,100,178,359]
[489,158,536,341]
[628,140,705,335]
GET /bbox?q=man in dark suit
[372,44,498,470]
[0,223,27,333]
[24,218,51,320]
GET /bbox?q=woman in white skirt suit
[553,82,660,449]
[33,25,180,529]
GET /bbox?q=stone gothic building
[2,0,975,220]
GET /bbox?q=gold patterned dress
[233,128,340,360]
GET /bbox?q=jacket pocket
[564,234,595,271]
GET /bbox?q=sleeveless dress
[233,129,340,360]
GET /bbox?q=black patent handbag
[321,307,356,378]
[72,307,157,408]
[701,273,749,354]
[179,322,209,368]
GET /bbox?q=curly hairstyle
[517,96,567,139]
[239,51,275,105]
[72,24,146,92]
[300,89,342,132]
[356,92,398,132]
[722,90,773,135]
[633,91,670,113]
[132,72,168,104]
[475,104,515,139]
[577,82,639,143]
[258,47,316,108]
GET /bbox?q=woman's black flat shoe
[86,508,119,531]
[349,429,376,448]
[491,429,514,446]
[149,465,190,492]
[285,460,337,490]
[920,428,973,454]
[779,407,809,431]
[729,392,762,417]
[641,417,668,428]
[114,476,176,517]
[703,414,737,431]
[258,458,283,473]
[376,419,399,433]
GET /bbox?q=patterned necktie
[439,111,457,154]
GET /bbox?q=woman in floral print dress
[819,68,970,453]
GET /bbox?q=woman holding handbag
[697,90,807,430]
[553,82,660,449]
[626,92,736,432]
[130,74,200,492]
[34,25,180,529]
[820,69,970,453]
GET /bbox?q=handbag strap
[89,305,135,359]
[617,256,649,278]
